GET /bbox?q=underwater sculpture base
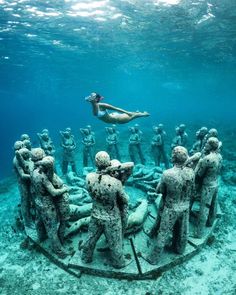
[25,196,222,280]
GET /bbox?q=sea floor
[0,129,236,294]
[0,182,235,294]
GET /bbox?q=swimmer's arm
[98,103,130,115]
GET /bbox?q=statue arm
[195,158,207,178]
[16,164,30,180]
[43,178,68,197]
[156,175,166,195]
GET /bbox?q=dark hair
[95,93,103,102]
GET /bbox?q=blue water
[0,0,236,178]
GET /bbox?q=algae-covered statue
[20,133,32,151]
[201,128,219,152]
[13,143,34,228]
[171,127,182,150]
[171,124,188,150]
[194,137,222,238]
[81,151,128,268]
[190,127,208,155]
[80,127,96,167]
[32,156,71,258]
[60,128,77,175]
[105,159,134,237]
[128,124,145,165]
[151,124,169,169]
[37,129,55,156]
[85,92,149,124]
[179,124,188,148]
[105,126,120,160]
[146,146,195,265]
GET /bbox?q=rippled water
[0,0,236,177]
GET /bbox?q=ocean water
[1,2,236,294]
[1,0,236,178]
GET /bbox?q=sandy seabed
[0,129,236,295]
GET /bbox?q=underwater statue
[146,146,195,265]
[81,151,128,269]
[60,128,77,175]
[179,124,188,148]
[85,92,149,124]
[105,126,121,160]
[190,127,208,155]
[13,144,34,228]
[201,128,219,152]
[151,124,169,169]
[32,156,71,258]
[80,127,96,167]
[105,159,134,237]
[128,124,145,165]
[20,133,32,151]
[37,129,55,156]
[194,137,222,238]
[171,127,182,150]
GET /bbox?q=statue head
[20,134,30,141]
[31,148,46,162]
[205,137,220,152]
[179,124,186,131]
[158,123,164,131]
[199,127,208,137]
[95,151,111,170]
[175,127,180,135]
[208,128,218,138]
[38,156,54,172]
[172,146,188,165]
[23,140,32,150]
[14,141,24,151]
[42,129,49,134]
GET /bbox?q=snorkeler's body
[85,93,150,124]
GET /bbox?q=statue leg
[172,210,189,254]
[146,208,177,265]
[151,146,158,166]
[104,218,125,268]
[207,187,218,227]
[19,182,32,227]
[162,149,169,169]
[71,161,78,175]
[129,145,136,163]
[57,194,71,244]
[115,144,121,160]
[196,186,215,238]
[39,202,67,258]
[81,217,103,263]
[137,144,145,165]
[62,160,68,175]
[83,148,88,167]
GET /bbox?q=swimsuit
[97,109,108,118]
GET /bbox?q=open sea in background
[0,0,236,178]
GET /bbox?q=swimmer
[85,92,150,124]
